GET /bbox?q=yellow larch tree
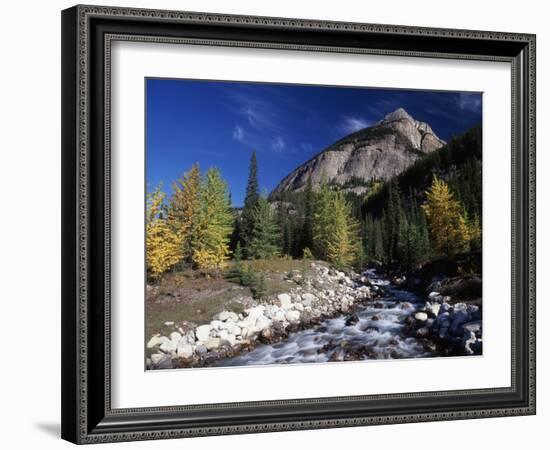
[146,186,183,280]
[167,163,201,262]
[313,184,360,269]
[422,176,470,256]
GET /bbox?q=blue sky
[146,78,482,207]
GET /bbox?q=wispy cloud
[339,115,372,134]
[457,93,482,112]
[271,136,286,152]
[232,124,245,142]
[301,143,313,152]
[228,90,283,134]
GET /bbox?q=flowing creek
[214,270,438,367]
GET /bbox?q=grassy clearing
[146,257,323,337]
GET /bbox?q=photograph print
[145,79,483,370]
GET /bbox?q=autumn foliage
[146,187,183,280]
[422,176,471,256]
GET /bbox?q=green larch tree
[191,168,234,274]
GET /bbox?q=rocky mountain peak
[271,108,446,197]
[379,107,414,124]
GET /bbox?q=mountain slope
[271,108,446,196]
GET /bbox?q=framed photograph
[61,4,536,444]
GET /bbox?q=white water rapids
[215,270,436,367]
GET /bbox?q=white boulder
[195,324,212,342]
[146,335,165,349]
[286,310,300,322]
[216,311,239,322]
[277,293,292,309]
[414,312,428,322]
[176,343,193,359]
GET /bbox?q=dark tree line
[361,125,482,269]
[231,124,482,272]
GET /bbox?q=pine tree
[417,208,431,258]
[240,262,256,287]
[191,168,234,274]
[146,186,183,280]
[241,151,260,256]
[373,218,384,261]
[397,218,421,270]
[383,180,404,264]
[168,163,200,262]
[247,197,280,259]
[251,272,267,301]
[468,213,482,251]
[312,184,333,260]
[225,241,244,283]
[301,177,314,252]
[422,176,470,256]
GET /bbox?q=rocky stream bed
[146,264,482,370]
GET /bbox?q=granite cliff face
[271,108,445,196]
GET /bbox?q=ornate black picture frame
[61,4,536,444]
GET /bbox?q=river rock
[301,293,316,306]
[146,335,165,349]
[195,324,212,342]
[254,316,272,332]
[246,306,266,321]
[453,303,468,312]
[468,304,482,320]
[160,339,177,354]
[425,302,441,317]
[216,311,239,322]
[414,312,428,322]
[169,331,182,342]
[277,293,292,309]
[205,337,221,350]
[345,314,359,326]
[176,343,193,359]
[195,344,207,355]
[150,352,165,365]
[416,327,430,338]
[210,320,223,330]
[286,310,300,322]
[463,320,482,334]
[450,310,470,336]
[152,353,172,369]
[260,328,273,342]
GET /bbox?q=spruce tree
[225,241,244,283]
[241,151,260,256]
[301,177,314,252]
[247,197,281,259]
[373,219,384,261]
[251,273,267,301]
